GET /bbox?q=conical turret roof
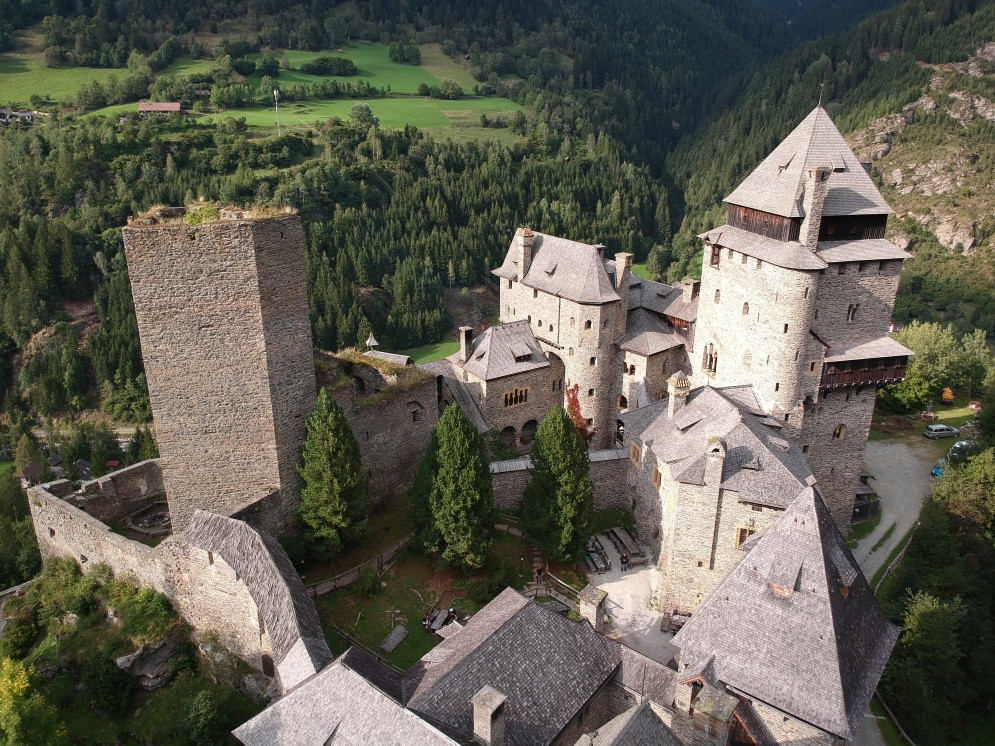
[724,106,893,218]
[672,486,900,740]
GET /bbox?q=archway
[500,426,517,447]
[521,420,538,445]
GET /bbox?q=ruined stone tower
[122,208,316,535]
[691,107,911,528]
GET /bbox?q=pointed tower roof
[724,106,893,218]
[365,331,379,350]
[672,486,900,740]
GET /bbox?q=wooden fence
[306,532,415,598]
[324,618,405,674]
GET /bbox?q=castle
[22,106,907,745]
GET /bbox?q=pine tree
[411,428,440,551]
[521,407,595,562]
[429,404,495,569]
[297,389,370,559]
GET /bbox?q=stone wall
[489,451,629,511]
[800,388,878,528]
[621,348,689,411]
[691,248,818,421]
[474,361,563,447]
[122,215,316,535]
[812,259,902,343]
[331,376,439,502]
[70,460,165,524]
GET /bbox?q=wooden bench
[430,609,449,631]
[607,526,642,558]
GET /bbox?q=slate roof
[232,654,457,746]
[365,350,413,367]
[619,308,684,357]
[816,237,909,263]
[494,232,621,305]
[672,487,901,740]
[138,101,181,112]
[623,275,698,322]
[823,336,913,363]
[405,588,621,746]
[617,645,679,706]
[699,225,828,271]
[184,510,333,691]
[449,321,549,381]
[620,386,812,509]
[575,700,682,746]
[419,360,489,433]
[724,106,893,218]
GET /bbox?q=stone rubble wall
[70,460,166,524]
[28,484,270,675]
[490,451,629,511]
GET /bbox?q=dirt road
[854,440,935,578]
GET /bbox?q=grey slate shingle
[724,106,893,218]
[575,700,683,745]
[698,225,828,271]
[672,487,901,740]
[451,321,550,381]
[816,237,910,263]
[619,308,684,357]
[823,336,914,363]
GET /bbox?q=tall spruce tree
[410,428,440,551]
[429,404,495,569]
[297,388,370,559]
[521,407,595,562]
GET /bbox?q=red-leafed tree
[564,383,594,442]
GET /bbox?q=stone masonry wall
[475,362,563,446]
[71,460,165,524]
[331,377,439,502]
[812,259,902,343]
[122,216,316,534]
[692,248,818,422]
[28,485,268,668]
[621,348,689,411]
[800,388,877,528]
[490,452,629,511]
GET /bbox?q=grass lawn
[314,531,535,670]
[846,508,882,548]
[871,523,916,590]
[631,262,653,281]
[398,334,460,364]
[158,55,216,78]
[0,461,14,475]
[0,31,124,107]
[418,43,479,89]
[870,698,906,746]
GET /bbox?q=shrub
[231,58,256,76]
[82,657,133,715]
[178,690,225,745]
[353,567,380,597]
[1,603,40,659]
[299,56,357,76]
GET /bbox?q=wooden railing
[820,364,906,390]
[323,619,405,674]
[306,532,415,598]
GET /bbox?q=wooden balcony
[820,363,907,391]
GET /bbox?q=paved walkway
[854,441,933,578]
[588,534,677,664]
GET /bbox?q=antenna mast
[273,89,281,136]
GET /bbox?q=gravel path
[853,440,934,578]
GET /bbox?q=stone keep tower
[122,208,316,535]
[691,107,911,528]
[493,228,631,449]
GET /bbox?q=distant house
[105,460,121,471]
[74,459,92,481]
[18,461,43,488]
[0,108,35,124]
[138,102,182,117]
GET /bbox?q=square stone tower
[122,208,316,535]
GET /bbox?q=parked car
[923,424,960,439]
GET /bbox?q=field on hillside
[0,31,124,107]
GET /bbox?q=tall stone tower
[691,107,912,528]
[493,228,631,448]
[122,208,316,535]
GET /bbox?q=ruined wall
[29,485,272,675]
[332,377,439,502]
[71,460,165,524]
[800,388,877,528]
[122,216,315,534]
[489,451,628,511]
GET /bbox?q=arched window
[618,395,628,409]
[742,302,749,315]
[847,304,860,322]
[584,320,592,330]
[714,289,721,304]
[833,424,847,440]
[570,317,576,327]
[628,364,635,375]
[500,426,517,446]
[521,420,538,444]
[702,343,718,376]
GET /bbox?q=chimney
[799,165,832,249]
[667,371,691,418]
[578,585,608,634]
[472,686,507,746]
[459,326,474,363]
[615,252,633,336]
[514,227,534,281]
[704,436,727,487]
[681,280,700,304]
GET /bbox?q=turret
[667,371,691,418]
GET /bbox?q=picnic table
[380,624,408,653]
[584,536,611,574]
[430,608,450,631]
[606,526,646,564]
